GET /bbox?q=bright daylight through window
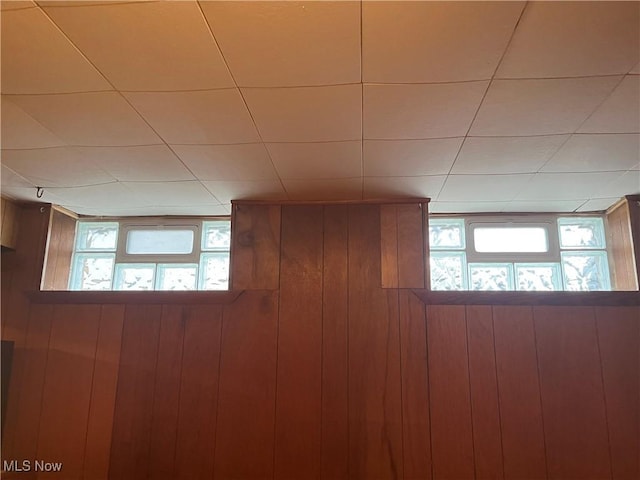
[69,219,231,291]
[429,216,611,291]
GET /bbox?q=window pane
[474,227,548,253]
[76,222,118,251]
[561,252,611,291]
[469,263,514,291]
[126,229,194,255]
[429,219,465,249]
[202,221,231,250]
[430,252,467,290]
[70,253,115,290]
[114,264,155,291]
[515,263,562,291]
[558,217,605,249]
[156,264,197,290]
[199,253,230,290]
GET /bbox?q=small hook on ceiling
[36,186,44,199]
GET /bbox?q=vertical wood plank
[399,290,431,479]
[534,306,612,479]
[36,304,101,479]
[427,305,475,480]
[174,305,222,479]
[321,205,349,480]
[493,306,547,479]
[83,305,125,480]
[380,204,399,288]
[275,206,323,479]
[109,305,162,480]
[214,291,278,480]
[466,305,504,479]
[147,305,185,480]
[595,306,639,479]
[396,204,425,288]
[231,204,281,290]
[422,202,431,290]
[348,204,403,480]
[41,210,76,291]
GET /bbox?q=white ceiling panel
[1,7,111,94]
[497,1,640,78]
[630,64,640,75]
[429,201,510,214]
[122,181,218,207]
[578,75,640,134]
[201,1,360,87]
[242,85,361,142]
[363,175,446,199]
[438,174,534,202]
[470,77,621,136]
[515,172,624,201]
[1,97,65,149]
[171,144,277,181]
[45,182,140,210]
[42,1,233,91]
[453,135,568,174]
[364,138,463,176]
[1,1,36,10]
[9,92,161,146]
[284,178,362,201]
[266,141,361,179]
[201,180,287,205]
[364,82,488,139]
[66,203,231,217]
[1,147,115,187]
[1,164,34,188]
[363,1,524,83]
[124,90,259,145]
[592,170,640,199]
[503,200,584,213]
[542,134,640,173]
[576,198,620,213]
[74,145,195,182]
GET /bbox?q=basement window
[429,215,611,292]
[68,219,230,291]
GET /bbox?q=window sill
[412,290,640,306]
[28,290,244,305]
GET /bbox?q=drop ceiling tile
[242,85,361,142]
[630,64,640,75]
[364,82,488,139]
[122,181,218,207]
[429,201,509,214]
[363,1,523,82]
[497,2,639,78]
[201,180,287,204]
[74,145,195,182]
[74,204,231,217]
[453,135,569,174]
[172,143,277,181]
[1,97,65,148]
[1,1,36,10]
[542,134,640,173]
[1,185,65,205]
[284,178,362,201]
[593,170,640,199]
[578,76,640,134]
[266,141,361,179]
[201,1,360,87]
[1,165,33,188]
[124,90,259,145]
[1,147,115,187]
[364,138,463,176]
[576,198,620,213]
[515,172,623,201]
[46,182,140,210]
[439,174,534,202]
[470,77,621,136]
[363,175,446,199]
[503,200,584,213]
[1,6,111,94]
[9,92,161,146]
[42,1,233,91]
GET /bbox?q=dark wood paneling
[1,196,20,249]
[275,206,323,478]
[396,204,425,288]
[348,204,403,479]
[380,204,399,288]
[596,306,640,479]
[109,305,162,480]
[28,290,243,304]
[41,209,76,291]
[426,305,475,480]
[534,306,612,479]
[606,200,638,290]
[493,306,547,479]
[321,205,349,480]
[399,290,431,479]
[174,306,222,479]
[231,204,281,290]
[466,305,504,479]
[214,290,278,480]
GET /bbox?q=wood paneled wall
[1,197,20,249]
[607,198,639,290]
[1,202,638,480]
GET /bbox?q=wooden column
[606,196,639,290]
